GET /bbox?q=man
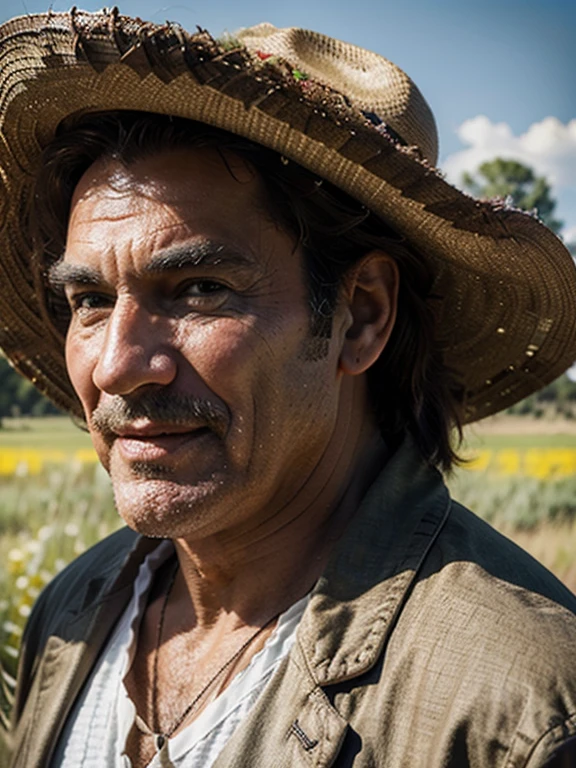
[1,9,576,768]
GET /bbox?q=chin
[112,475,228,540]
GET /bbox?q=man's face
[61,147,350,540]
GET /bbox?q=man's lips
[113,422,205,438]
[111,423,212,461]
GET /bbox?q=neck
[171,377,387,629]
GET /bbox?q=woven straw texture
[0,9,575,423]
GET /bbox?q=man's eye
[178,280,229,302]
[68,292,112,311]
[184,280,226,296]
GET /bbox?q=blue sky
[2,0,575,238]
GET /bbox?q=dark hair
[30,111,464,469]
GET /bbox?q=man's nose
[92,297,177,395]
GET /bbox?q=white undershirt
[51,541,308,768]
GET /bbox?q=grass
[464,432,576,449]
[0,457,119,759]
[446,470,576,586]
[0,416,93,450]
[0,417,96,477]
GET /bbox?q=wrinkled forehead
[63,144,288,264]
[70,144,266,214]
[60,143,302,289]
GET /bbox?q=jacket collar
[298,435,451,685]
[76,532,159,618]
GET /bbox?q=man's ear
[339,251,399,375]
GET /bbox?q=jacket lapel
[11,534,159,768]
[301,438,451,687]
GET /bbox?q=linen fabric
[11,437,576,767]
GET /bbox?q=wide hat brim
[0,9,575,424]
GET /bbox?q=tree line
[0,357,61,421]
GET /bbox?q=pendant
[155,733,176,768]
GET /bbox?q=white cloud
[563,225,576,243]
[443,115,576,188]
[442,115,576,238]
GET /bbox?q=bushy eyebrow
[143,241,255,274]
[47,261,100,292]
[47,240,257,291]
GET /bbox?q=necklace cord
[136,558,279,746]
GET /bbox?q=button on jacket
[10,439,576,767]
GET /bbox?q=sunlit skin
[59,147,398,763]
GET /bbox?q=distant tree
[506,373,576,418]
[462,158,563,234]
[0,356,61,424]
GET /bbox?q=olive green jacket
[10,440,576,767]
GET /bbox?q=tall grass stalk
[0,461,118,760]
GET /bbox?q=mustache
[90,391,229,441]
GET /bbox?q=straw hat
[0,9,574,422]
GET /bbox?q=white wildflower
[39,570,53,583]
[15,575,29,590]
[24,539,41,554]
[2,621,22,636]
[37,524,54,541]
[64,522,79,537]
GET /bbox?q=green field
[0,416,93,451]
[462,429,576,451]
